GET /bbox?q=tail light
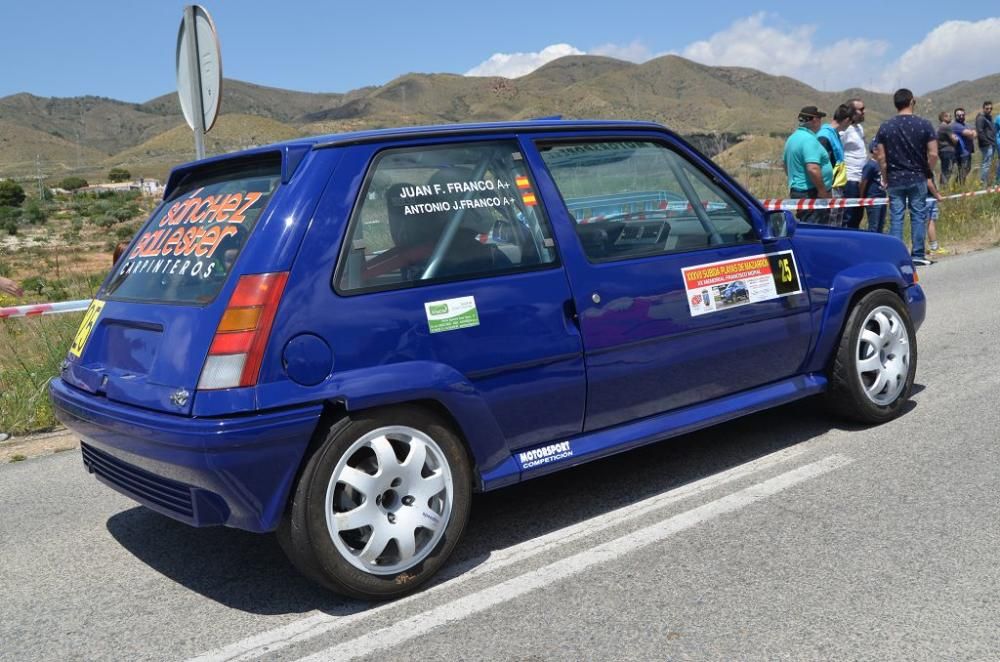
[198,272,288,390]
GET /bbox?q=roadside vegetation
[1,184,156,436]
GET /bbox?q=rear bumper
[49,377,322,532]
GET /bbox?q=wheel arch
[806,264,909,374]
[288,361,510,495]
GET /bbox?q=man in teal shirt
[783,106,833,224]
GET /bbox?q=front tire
[278,405,472,600]
[825,289,917,424]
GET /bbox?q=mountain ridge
[0,53,994,181]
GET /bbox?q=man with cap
[782,106,833,224]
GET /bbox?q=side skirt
[479,373,827,490]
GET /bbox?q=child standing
[925,176,947,256]
[860,139,887,233]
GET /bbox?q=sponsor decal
[119,187,266,282]
[681,251,802,317]
[424,296,479,333]
[517,441,575,470]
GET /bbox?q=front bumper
[906,283,927,330]
[50,377,322,532]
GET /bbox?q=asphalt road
[2,247,998,662]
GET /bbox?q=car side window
[336,141,557,293]
[537,140,756,261]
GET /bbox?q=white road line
[297,454,853,662]
[187,445,808,662]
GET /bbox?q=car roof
[178,119,670,165]
[163,119,673,197]
[310,119,669,148]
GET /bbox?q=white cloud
[465,44,584,78]
[463,17,1000,93]
[879,19,1000,93]
[681,13,887,91]
[590,40,654,63]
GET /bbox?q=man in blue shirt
[874,89,939,266]
[816,104,852,226]
[950,108,976,184]
[995,112,1000,170]
[783,106,833,224]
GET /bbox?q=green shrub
[59,177,88,191]
[115,223,138,240]
[23,201,46,225]
[108,167,131,183]
[0,180,26,207]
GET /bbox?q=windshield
[102,156,281,304]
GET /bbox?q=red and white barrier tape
[940,185,1000,200]
[759,197,888,211]
[0,299,92,319]
[760,185,1000,211]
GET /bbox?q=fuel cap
[282,334,333,386]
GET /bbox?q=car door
[524,134,813,432]
[292,138,587,452]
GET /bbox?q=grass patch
[0,275,96,435]
[0,310,85,434]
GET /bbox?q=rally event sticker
[68,299,105,357]
[424,296,480,333]
[682,251,802,317]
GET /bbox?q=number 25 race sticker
[682,251,802,317]
[68,299,105,358]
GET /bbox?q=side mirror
[762,210,796,242]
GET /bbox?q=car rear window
[102,156,281,304]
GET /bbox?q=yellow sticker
[68,299,105,358]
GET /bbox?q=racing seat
[427,168,512,278]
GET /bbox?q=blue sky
[3,1,999,102]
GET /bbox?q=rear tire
[825,289,917,424]
[279,405,472,600]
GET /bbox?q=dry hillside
[0,54,996,183]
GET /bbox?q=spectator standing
[925,175,947,256]
[937,111,958,185]
[782,106,833,224]
[875,89,938,266]
[817,104,852,226]
[950,108,976,184]
[859,139,887,233]
[840,98,867,228]
[995,111,1000,176]
[975,101,998,184]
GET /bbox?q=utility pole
[35,155,43,198]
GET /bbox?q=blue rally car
[50,120,925,600]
